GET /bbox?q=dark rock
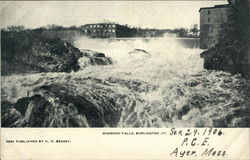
[177,104,191,118]
[1,101,18,127]
[212,118,228,127]
[80,49,113,66]
[1,30,113,74]
[129,48,150,55]
[3,84,122,127]
[1,108,22,127]
[1,101,13,114]
[13,97,31,115]
[1,31,83,74]
[93,53,106,57]
[89,57,112,65]
[201,42,250,77]
[106,77,157,93]
[231,117,250,127]
[212,106,250,127]
[184,80,200,87]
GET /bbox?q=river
[1,37,249,127]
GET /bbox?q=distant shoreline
[109,37,200,40]
[73,37,200,40]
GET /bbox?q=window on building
[112,25,115,28]
[208,18,210,22]
[208,10,210,15]
[112,29,115,33]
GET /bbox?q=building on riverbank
[200,0,250,77]
[80,23,137,38]
[199,3,232,49]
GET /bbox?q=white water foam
[2,37,249,127]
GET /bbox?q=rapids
[1,37,250,127]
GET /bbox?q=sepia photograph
[1,0,250,128]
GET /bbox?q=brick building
[199,4,232,49]
[81,23,136,38]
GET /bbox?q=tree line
[1,23,200,38]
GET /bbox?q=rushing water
[2,37,250,127]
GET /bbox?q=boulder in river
[79,49,113,68]
[129,48,150,55]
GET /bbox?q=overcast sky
[0,1,227,29]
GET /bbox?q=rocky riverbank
[2,84,122,127]
[1,30,112,75]
[201,41,250,77]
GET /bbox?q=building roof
[199,4,229,12]
[84,23,116,25]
